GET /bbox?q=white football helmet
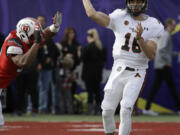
[16,17,42,44]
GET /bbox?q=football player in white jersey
[82,0,164,135]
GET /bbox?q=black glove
[34,30,42,44]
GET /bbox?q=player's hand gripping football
[53,11,62,28]
[135,23,143,40]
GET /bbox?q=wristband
[49,24,60,33]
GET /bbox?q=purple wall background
[0,0,180,111]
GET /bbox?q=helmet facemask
[126,0,148,17]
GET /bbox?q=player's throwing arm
[82,0,110,27]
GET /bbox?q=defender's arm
[42,11,62,40]
[11,30,42,68]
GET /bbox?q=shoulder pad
[110,9,127,17]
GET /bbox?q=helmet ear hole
[29,35,34,41]
[21,35,25,38]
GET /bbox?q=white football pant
[101,62,146,135]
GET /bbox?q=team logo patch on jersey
[129,27,149,32]
[135,73,141,78]
[124,20,129,26]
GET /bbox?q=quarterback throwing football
[0,12,62,126]
[82,0,164,135]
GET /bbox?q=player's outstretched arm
[11,29,42,68]
[43,11,62,40]
[82,0,110,27]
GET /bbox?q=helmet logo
[21,24,30,33]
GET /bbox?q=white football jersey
[107,9,164,69]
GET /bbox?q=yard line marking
[69,124,103,128]
[68,128,152,132]
[0,125,29,131]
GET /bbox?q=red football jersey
[0,30,30,88]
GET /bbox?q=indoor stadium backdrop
[0,0,180,112]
